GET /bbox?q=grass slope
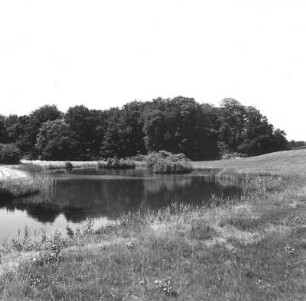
[192,149,306,176]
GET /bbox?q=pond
[0,169,242,243]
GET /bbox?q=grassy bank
[0,159,139,198]
[20,159,100,170]
[192,149,306,177]
[1,150,306,300]
[21,159,147,170]
[20,149,306,175]
[0,165,55,198]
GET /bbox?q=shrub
[65,162,73,170]
[221,152,248,159]
[97,161,106,168]
[145,151,192,174]
[0,143,21,164]
[219,217,261,231]
[130,154,145,161]
[106,157,113,168]
[190,220,216,240]
[98,158,135,169]
[112,157,120,169]
[119,158,135,169]
[145,151,189,167]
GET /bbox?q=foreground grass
[1,173,306,300]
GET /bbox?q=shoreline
[1,149,306,198]
[1,150,306,299]
[20,148,306,175]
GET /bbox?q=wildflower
[126,241,134,249]
[154,277,177,296]
[30,274,45,287]
[66,225,74,238]
[285,245,295,255]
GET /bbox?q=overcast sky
[0,0,305,140]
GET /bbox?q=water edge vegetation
[0,164,55,199]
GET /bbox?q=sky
[0,0,306,141]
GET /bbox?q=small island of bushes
[144,151,192,174]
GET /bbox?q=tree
[236,106,273,155]
[269,129,289,152]
[121,101,146,155]
[31,105,63,124]
[0,143,21,164]
[217,101,289,156]
[3,115,19,143]
[218,98,247,153]
[36,120,78,160]
[0,97,289,160]
[142,97,219,160]
[142,98,168,153]
[101,103,146,158]
[87,109,110,159]
[12,115,31,156]
[0,115,8,144]
[289,140,306,149]
[17,105,62,157]
[65,105,98,159]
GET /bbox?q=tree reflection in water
[2,170,242,224]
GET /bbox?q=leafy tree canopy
[0,97,290,161]
[36,119,78,160]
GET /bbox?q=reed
[0,165,56,199]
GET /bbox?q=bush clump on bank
[0,144,21,164]
[65,162,73,170]
[145,151,192,174]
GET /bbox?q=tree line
[0,97,290,162]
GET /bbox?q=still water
[0,169,242,243]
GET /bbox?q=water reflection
[1,169,241,225]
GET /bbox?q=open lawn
[1,150,306,300]
[193,149,306,176]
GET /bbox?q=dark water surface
[0,169,242,242]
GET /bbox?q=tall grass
[216,169,289,195]
[0,165,56,199]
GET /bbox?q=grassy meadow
[0,150,306,300]
[192,149,306,176]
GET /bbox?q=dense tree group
[0,97,290,162]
